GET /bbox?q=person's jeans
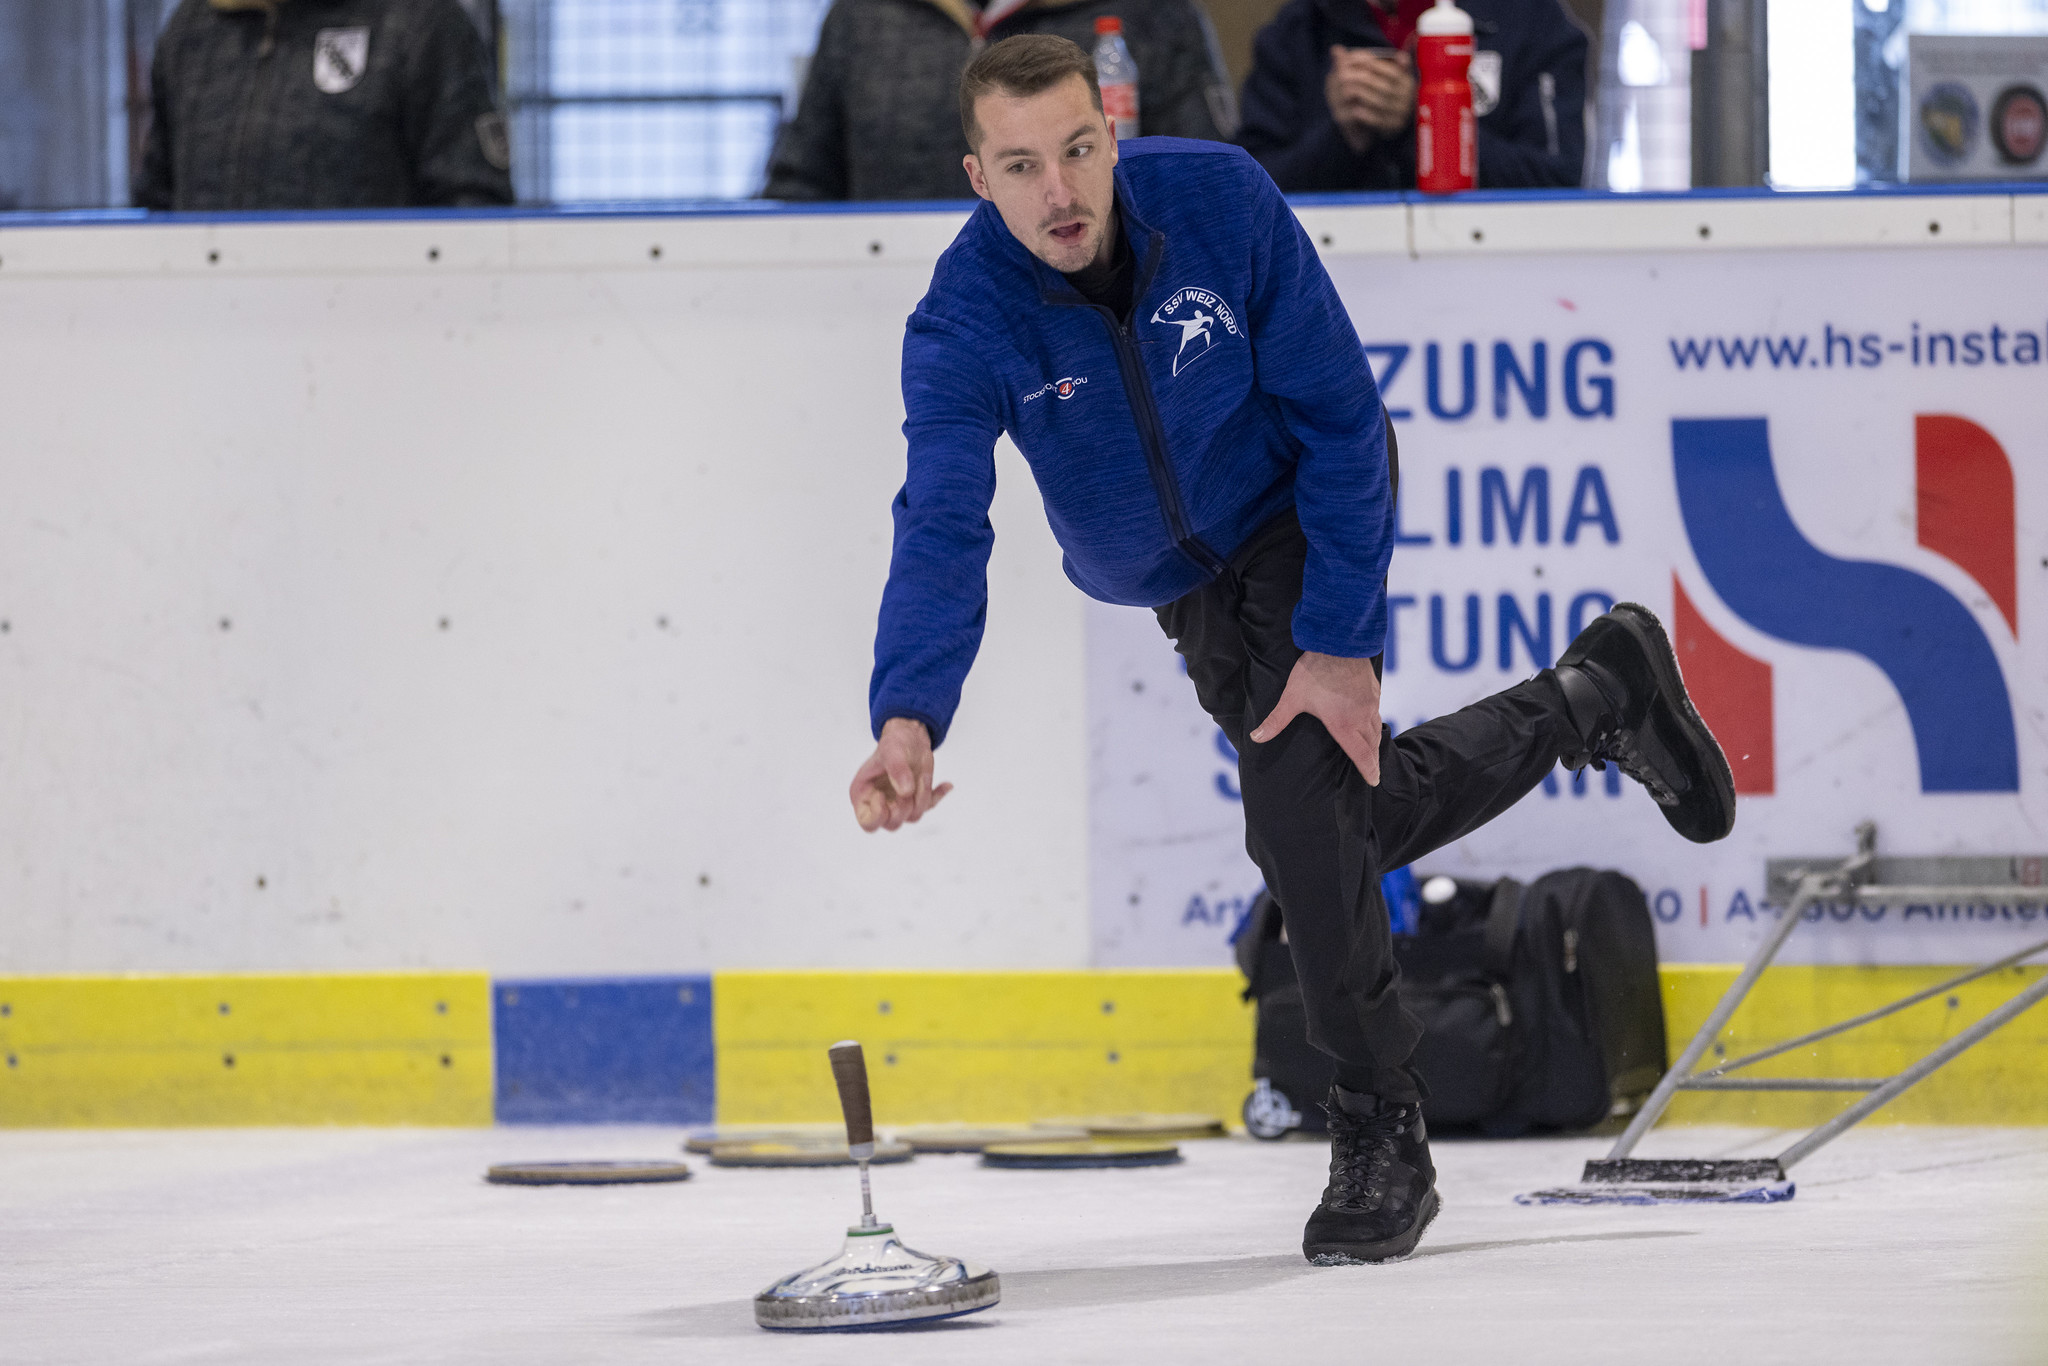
[1155,510,1572,1102]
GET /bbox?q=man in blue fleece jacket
[848,35,1733,1265]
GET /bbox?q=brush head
[753,1223,1000,1330]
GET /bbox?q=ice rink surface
[5,1124,2044,1366]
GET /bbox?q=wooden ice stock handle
[828,1040,875,1152]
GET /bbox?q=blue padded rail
[494,976,714,1124]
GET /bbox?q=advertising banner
[1090,246,2047,967]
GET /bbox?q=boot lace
[1323,1104,1407,1212]
[1578,721,1678,804]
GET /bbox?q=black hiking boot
[1554,602,1737,845]
[1301,1087,1440,1265]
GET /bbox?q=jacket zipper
[1050,227,1226,579]
[1094,302,1226,577]
[226,11,279,208]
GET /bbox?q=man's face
[963,75,1119,273]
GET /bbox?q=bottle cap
[1094,16,1122,34]
[1417,0,1474,36]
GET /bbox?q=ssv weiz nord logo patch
[1151,287,1242,377]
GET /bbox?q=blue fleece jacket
[869,137,1390,744]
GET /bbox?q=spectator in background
[137,0,513,211]
[1238,0,1587,191]
[766,0,1236,202]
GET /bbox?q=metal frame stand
[1570,823,2048,1199]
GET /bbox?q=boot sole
[1572,602,1737,845]
[1303,1187,1441,1266]
[1617,602,1737,843]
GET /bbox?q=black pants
[1155,511,1574,1102]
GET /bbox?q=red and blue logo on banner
[1672,414,2018,795]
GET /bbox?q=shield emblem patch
[1469,49,1503,118]
[313,27,371,95]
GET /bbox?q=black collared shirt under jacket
[137,0,514,211]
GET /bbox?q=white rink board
[0,209,1091,975]
[1092,245,2048,967]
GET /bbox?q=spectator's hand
[1249,650,1384,785]
[1326,46,1417,153]
[850,717,953,831]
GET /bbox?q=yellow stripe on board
[717,966,2048,1130]
[1660,964,2048,1126]
[4,964,2041,1129]
[714,970,1256,1126]
[0,973,493,1126]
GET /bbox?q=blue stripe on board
[493,976,713,1124]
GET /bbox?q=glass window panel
[550,100,783,201]
[1771,0,1857,187]
[1595,0,1694,191]
[538,0,829,203]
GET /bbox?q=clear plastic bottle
[1093,17,1140,141]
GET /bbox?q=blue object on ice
[1226,866,1417,945]
[1512,1180,1797,1206]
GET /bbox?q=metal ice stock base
[752,1039,1001,1330]
[753,1223,1001,1330]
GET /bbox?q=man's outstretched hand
[1249,651,1384,785]
[850,716,953,832]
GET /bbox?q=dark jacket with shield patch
[764,0,1237,202]
[1237,0,1588,192]
[137,0,513,211]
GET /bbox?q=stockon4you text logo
[1022,375,1086,404]
[1669,414,2018,795]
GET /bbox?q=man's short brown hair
[959,35,1104,152]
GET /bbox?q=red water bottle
[1415,0,1475,194]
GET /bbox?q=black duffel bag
[1235,867,1667,1139]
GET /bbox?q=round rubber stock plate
[981,1139,1183,1169]
[485,1160,692,1186]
